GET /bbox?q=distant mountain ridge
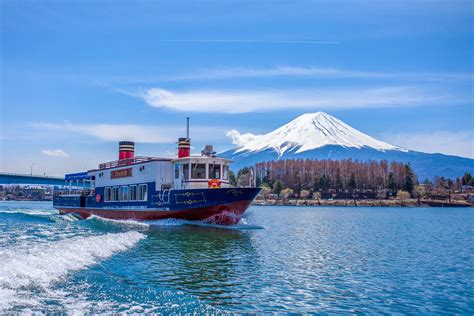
[221,112,473,180]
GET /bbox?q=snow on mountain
[221,112,473,180]
[227,112,405,156]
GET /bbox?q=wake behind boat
[53,119,260,225]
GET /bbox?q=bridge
[0,172,66,186]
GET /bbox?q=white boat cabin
[63,139,232,198]
[85,141,231,194]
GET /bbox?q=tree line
[230,159,473,202]
[250,159,416,195]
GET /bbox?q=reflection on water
[131,226,259,308]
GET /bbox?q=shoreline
[253,199,473,207]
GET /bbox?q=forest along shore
[252,198,473,207]
[237,162,474,208]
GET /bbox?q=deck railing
[54,188,93,196]
[98,156,171,169]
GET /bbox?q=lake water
[0,201,472,313]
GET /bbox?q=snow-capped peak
[228,111,405,156]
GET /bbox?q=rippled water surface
[0,201,473,313]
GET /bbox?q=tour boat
[53,120,260,225]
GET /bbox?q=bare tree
[313,191,321,205]
[300,189,310,202]
[396,190,410,206]
[281,188,294,200]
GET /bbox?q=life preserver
[95,193,101,203]
[208,179,221,188]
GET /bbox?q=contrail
[158,39,339,44]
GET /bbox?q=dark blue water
[0,201,472,313]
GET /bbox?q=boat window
[104,187,111,202]
[112,187,119,201]
[174,164,180,179]
[142,184,147,201]
[223,165,229,180]
[191,163,206,179]
[209,164,221,179]
[138,184,148,201]
[120,186,128,201]
[183,163,189,180]
[129,185,137,201]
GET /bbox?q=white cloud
[32,122,225,144]
[168,66,472,82]
[41,149,69,158]
[158,40,340,45]
[226,129,259,147]
[141,86,459,113]
[382,131,474,159]
[100,66,472,84]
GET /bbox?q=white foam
[90,215,187,227]
[0,231,145,311]
[0,209,56,216]
[145,218,188,226]
[185,222,264,230]
[62,213,81,221]
[0,288,16,311]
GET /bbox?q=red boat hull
[58,199,252,225]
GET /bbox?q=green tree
[388,172,397,192]
[319,174,331,190]
[403,164,415,194]
[462,172,472,186]
[348,172,357,191]
[272,179,284,197]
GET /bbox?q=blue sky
[1,0,472,175]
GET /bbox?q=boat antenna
[186,117,190,139]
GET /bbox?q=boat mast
[186,117,190,139]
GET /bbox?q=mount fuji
[221,112,473,180]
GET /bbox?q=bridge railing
[0,172,64,180]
